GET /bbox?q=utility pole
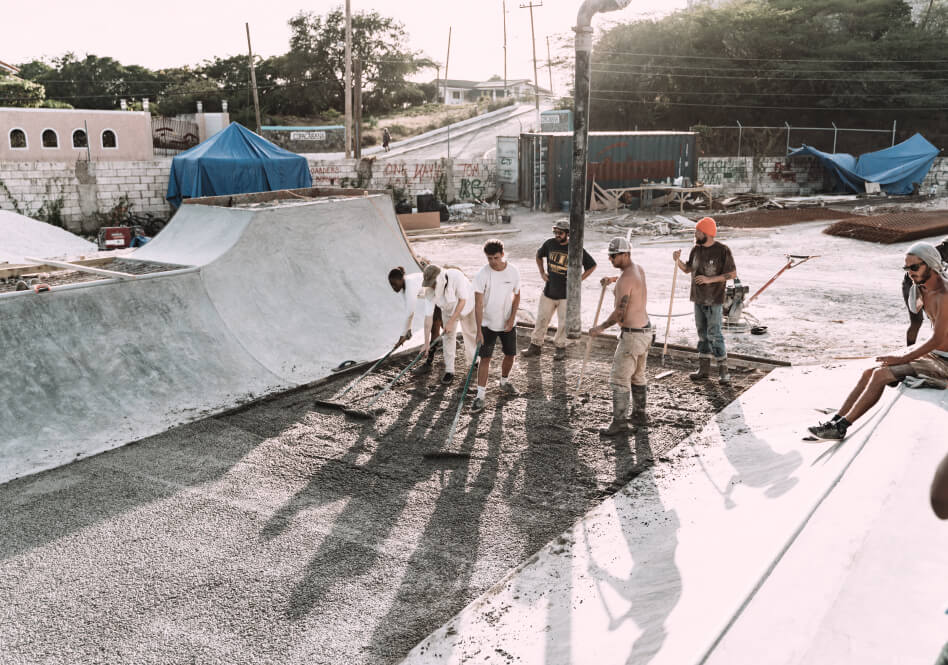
[521,1,543,129]
[566,0,632,337]
[344,0,352,158]
[502,0,508,101]
[546,35,554,97]
[245,23,262,133]
[353,57,362,158]
[444,26,452,158]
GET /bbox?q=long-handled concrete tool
[343,336,444,419]
[575,282,608,394]
[662,256,680,367]
[314,343,401,410]
[746,254,819,305]
[441,342,482,444]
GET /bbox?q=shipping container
[518,131,698,211]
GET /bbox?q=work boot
[471,397,486,413]
[690,357,711,381]
[553,346,567,361]
[599,389,630,436]
[521,343,542,358]
[629,384,647,424]
[718,359,731,385]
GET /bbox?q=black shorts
[479,327,517,358]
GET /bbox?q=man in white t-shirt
[422,264,478,384]
[388,266,442,373]
[471,239,521,413]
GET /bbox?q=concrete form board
[0,193,421,483]
[400,362,948,664]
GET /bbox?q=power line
[592,88,948,98]
[590,62,948,75]
[590,68,948,83]
[588,95,948,111]
[592,49,948,64]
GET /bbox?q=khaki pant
[530,294,568,348]
[609,329,651,389]
[443,309,478,375]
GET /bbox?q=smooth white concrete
[400,362,947,665]
[0,194,419,484]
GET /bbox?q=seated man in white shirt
[421,264,478,384]
[471,239,521,413]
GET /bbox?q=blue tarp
[789,133,939,195]
[166,123,312,206]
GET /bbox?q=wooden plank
[23,256,138,280]
[0,257,116,280]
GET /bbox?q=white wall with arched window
[41,128,59,149]
[101,129,117,149]
[9,128,27,150]
[72,128,88,149]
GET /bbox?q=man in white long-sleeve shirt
[388,266,442,373]
[421,264,478,384]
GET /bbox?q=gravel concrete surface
[0,330,762,665]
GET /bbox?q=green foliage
[37,197,65,229]
[0,72,46,107]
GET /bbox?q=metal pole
[785,121,791,155]
[567,0,632,338]
[832,122,837,153]
[444,26,452,158]
[736,120,742,158]
[522,1,543,129]
[892,120,897,146]
[502,0,508,101]
[245,23,262,134]
[546,35,555,97]
[344,0,352,158]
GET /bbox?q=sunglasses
[903,262,925,272]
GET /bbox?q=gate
[152,117,200,156]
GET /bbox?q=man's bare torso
[922,277,948,352]
[614,263,648,328]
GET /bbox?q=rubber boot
[690,357,711,381]
[718,359,731,385]
[521,343,542,358]
[629,384,647,424]
[599,389,630,436]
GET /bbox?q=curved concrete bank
[400,362,948,664]
[0,191,419,484]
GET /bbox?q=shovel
[344,336,444,420]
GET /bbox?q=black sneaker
[441,372,455,385]
[471,397,486,413]
[807,420,846,440]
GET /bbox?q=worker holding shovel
[590,237,651,436]
[672,217,737,384]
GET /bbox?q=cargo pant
[443,309,479,375]
[609,329,651,390]
[530,294,568,348]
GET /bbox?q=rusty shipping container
[518,131,698,211]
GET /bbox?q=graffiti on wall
[697,159,749,185]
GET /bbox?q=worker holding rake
[673,216,737,384]
[421,264,478,385]
[388,266,442,374]
[590,237,651,436]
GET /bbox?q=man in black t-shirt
[673,216,737,384]
[522,219,597,360]
[904,237,948,345]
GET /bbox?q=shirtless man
[809,242,948,440]
[590,237,650,436]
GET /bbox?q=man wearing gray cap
[522,219,597,360]
[809,242,948,440]
[421,264,479,384]
[590,237,650,436]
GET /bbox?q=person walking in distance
[471,239,521,413]
[903,237,948,345]
[387,266,442,373]
[672,217,737,384]
[382,127,392,152]
[421,264,478,385]
[590,237,651,436]
[808,243,948,440]
[522,219,597,360]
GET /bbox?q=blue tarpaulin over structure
[166,123,312,206]
[788,133,939,195]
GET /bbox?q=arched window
[72,129,88,148]
[41,129,59,148]
[101,129,117,149]
[9,128,27,149]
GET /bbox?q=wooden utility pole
[245,23,262,133]
[344,0,352,158]
[444,26,452,157]
[546,35,554,97]
[353,57,362,158]
[502,0,508,101]
[521,1,542,128]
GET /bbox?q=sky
[3,0,687,90]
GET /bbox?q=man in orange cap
[673,216,737,384]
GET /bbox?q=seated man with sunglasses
[809,242,948,440]
[902,237,948,345]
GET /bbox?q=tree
[0,72,47,107]
[18,54,162,109]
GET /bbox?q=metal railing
[700,120,897,156]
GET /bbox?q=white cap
[608,237,631,255]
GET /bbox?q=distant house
[433,77,552,105]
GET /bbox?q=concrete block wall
[0,159,172,234]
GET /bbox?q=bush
[361,134,377,147]
[387,123,410,138]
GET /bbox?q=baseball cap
[421,264,441,287]
[553,219,570,232]
[608,237,631,255]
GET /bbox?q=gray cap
[421,264,441,287]
[553,219,570,232]
[608,237,631,255]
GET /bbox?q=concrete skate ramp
[0,191,418,484]
[402,362,948,665]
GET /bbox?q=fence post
[736,120,742,158]
[785,122,791,156]
[832,122,837,153]
[892,120,897,146]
